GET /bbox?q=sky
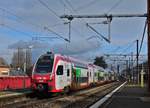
[0,0,147,68]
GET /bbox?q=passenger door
[56,65,64,90]
[65,63,72,86]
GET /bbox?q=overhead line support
[147,0,150,92]
[60,13,147,19]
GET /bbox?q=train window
[67,69,70,76]
[57,65,63,75]
[90,72,91,77]
[35,55,54,74]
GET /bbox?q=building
[0,66,10,76]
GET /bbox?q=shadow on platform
[101,83,150,108]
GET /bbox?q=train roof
[55,53,88,68]
[44,52,110,71]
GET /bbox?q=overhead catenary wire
[37,0,72,42]
[86,23,110,43]
[59,0,73,14]
[59,0,96,43]
[0,6,68,42]
[0,0,146,58]
[0,8,49,38]
[0,7,43,30]
[105,40,136,56]
[0,23,33,38]
[138,19,147,55]
[65,0,76,12]
[109,46,121,53]
[0,24,59,41]
[119,40,136,54]
[106,0,124,14]
[75,0,100,11]
[62,0,93,25]
[61,0,109,45]
[37,0,61,19]
[64,0,111,44]
[107,40,137,54]
[132,19,148,72]
[0,21,67,42]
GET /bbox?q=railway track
[0,91,32,107]
[0,82,121,108]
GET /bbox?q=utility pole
[117,65,120,74]
[18,48,20,68]
[126,60,128,80]
[131,52,134,82]
[129,57,131,82]
[147,0,150,92]
[68,17,73,42]
[136,40,139,84]
[68,21,71,42]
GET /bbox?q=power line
[106,0,124,13]
[75,0,100,11]
[86,23,110,43]
[0,7,23,22]
[44,26,69,42]
[65,0,76,12]
[0,6,69,42]
[59,0,73,14]
[0,7,50,36]
[109,46,121,53]
[37,0,71,42]
[106,40,136,54]
[0,8,24,24]
[108,42,134,54]
[0,7,43,29]
[37,0,61,19]
[119,40,136,54]
[139,19,147,54]
[0,23,33,38]
[60,0,106,46]
[58,0,90,42]
[0,23,66,41]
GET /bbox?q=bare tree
[25,48,32,75]
[0,57,8,66]
[11,48,25,69]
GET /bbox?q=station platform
[101,83,150,108]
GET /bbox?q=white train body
[32,52,116,93]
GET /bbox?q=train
[31,52,117,93]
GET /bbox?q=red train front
[31,52,56,92]
[32,52,72,93]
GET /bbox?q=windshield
[35,54,54,74]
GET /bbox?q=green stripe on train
[99,72,104,77]
[76,68,81,77]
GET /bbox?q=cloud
[8,40,49,49]
[0,0,147,64]
[8,38,101,63]
[8,38,100,53]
